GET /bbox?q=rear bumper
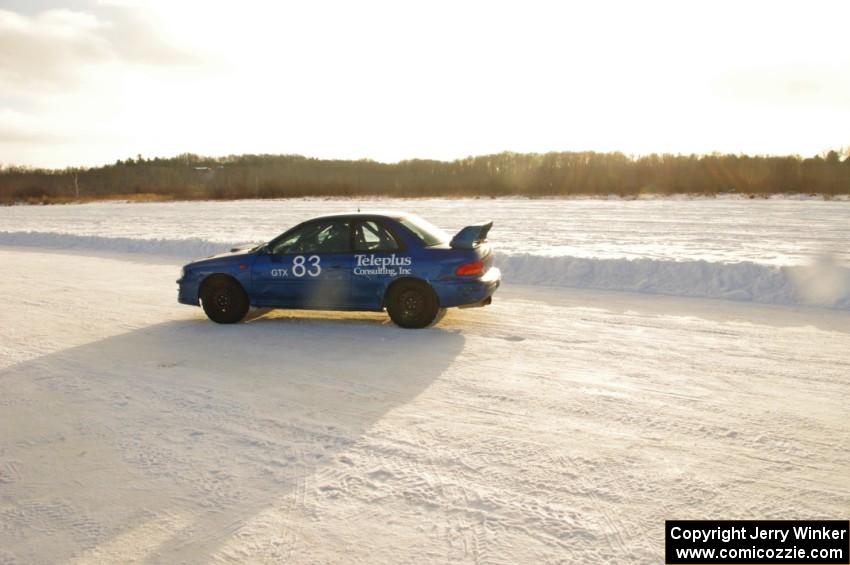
[433,267,501,308]
[458,295,493,309]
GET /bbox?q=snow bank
[0,231,244,259]
[499,253,850,309]
[2,231,848,309]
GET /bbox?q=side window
[354,220,400,252]
[270,220,350,254]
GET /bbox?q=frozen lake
[2,248,849,564]
[1,197,848,265]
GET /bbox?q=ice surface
[1,197,848,264]
[2,249,849,564]
[1,197,848,308]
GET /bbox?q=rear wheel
[386,281,443,329]
[200,276,249,324]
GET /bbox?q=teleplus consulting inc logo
[354,254,412,276]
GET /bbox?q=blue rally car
[177,212,500,328]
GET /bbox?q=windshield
[399,215,450,246]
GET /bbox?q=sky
[1,0,849,168]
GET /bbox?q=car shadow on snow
[0,316,465,564]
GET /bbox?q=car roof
[307,211,409,222]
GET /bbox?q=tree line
[1,150,848,204]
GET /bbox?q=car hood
[187,244,260,268]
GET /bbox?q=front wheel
[200,276,249,324]
[386,281,444,329]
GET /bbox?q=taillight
[455,260,485,276]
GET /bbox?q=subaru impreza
[177,212,500,328]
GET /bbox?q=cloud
[0,6,202,93]
[0,126,66,145]
[0,108,69,146]
[95,4,204,67]
[0,9,111,89]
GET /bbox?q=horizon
[2,0,849,168]
[4,146,850,173]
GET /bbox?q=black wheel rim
[398,289,425,321]
[214,289,233,313]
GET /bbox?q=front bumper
[177,276,201,306]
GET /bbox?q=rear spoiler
[450,221,493,249]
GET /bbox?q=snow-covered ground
[1,198,849,309]
[1,246,849,564]
[2,197,849,263]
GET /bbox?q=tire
[200,276,249,324]
[386,280,444,329]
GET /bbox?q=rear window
[399,215,449,246]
